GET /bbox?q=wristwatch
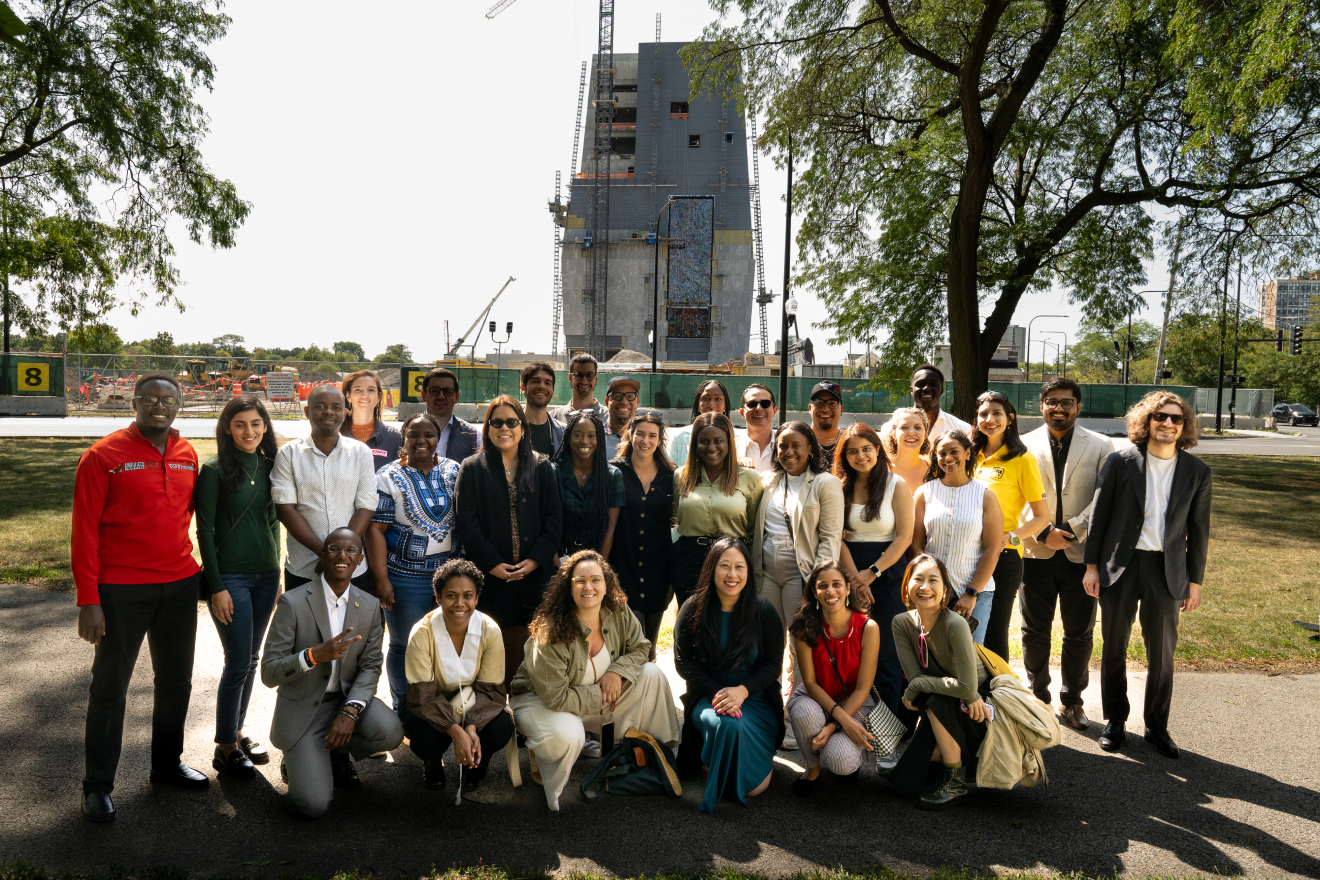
[1007,533,1022,549]
[965,587,979,598]
[868,562,882,576]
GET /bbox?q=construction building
[1259,272,1319,332]
[554,38,757,365]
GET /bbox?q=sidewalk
[0,583,1316,878]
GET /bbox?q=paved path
[0,584,1316,878]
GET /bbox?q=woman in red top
[786,560,880,795]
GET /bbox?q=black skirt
[887,683,992,797]
[671,535,718,610]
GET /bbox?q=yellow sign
[406,370,429,400]
[17,362,50,392]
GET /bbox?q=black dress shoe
[1099,721,1126,753]
[212,746,256,779]
[238,736,270,765]
[791,774,820,797]
[81,792,116,823]
[463,764,488,792]
[1145,728,1181,759]
[1059,705,1090,731]
[838,769,860,786]
[150,763,210,790]
[330,751,361,789]
[422,758,446,790]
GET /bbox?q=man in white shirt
[738,383,777,473]
[604,376,640,459]
[260,529,403,817]
[271,385,378,590]
[549,352,608,423]
[911,364,971,439]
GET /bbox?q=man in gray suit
[1020,378,1111,731]
[261,528,403,816]
[1085,391,1212,760]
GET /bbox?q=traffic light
[1276,328,1285,352]
[1293,325,1304,356]
[1158,369,1173,380]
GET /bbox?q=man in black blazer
[1084,391,1211,759]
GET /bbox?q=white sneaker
[581,738,602,759]
[780,732,798,751]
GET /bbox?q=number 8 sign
[18,362,49,392]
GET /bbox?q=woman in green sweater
[195,394,281,779]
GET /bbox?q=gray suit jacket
[261,579,385,750]
[1020,425,1112,563]
[1084,444,1213,599]
[446,415,482,465]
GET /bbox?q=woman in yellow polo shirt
[971,391,1049,661]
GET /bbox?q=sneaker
[780,732,798,751]
[918,765,969,809]
[581,738,602,759]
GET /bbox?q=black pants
[633,608,665,663]
[983,549,1023,661]
[83,574,199,794]
[846,540,915,727]
[285,570,374,592]
[1021,554,1097,707]
[671,536,718,610]
[401,707,514,772]
[1098,550,1181,732]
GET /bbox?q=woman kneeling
[510,551,680,811]
[401,559,514,793]
[786,560,879,795]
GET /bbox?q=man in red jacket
[73,374,208,823]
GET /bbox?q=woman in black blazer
[455,394,563,687]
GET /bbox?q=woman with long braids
[367,412,463,710]
[674,537,785,813]
[550,410,625,560]
[195,394,281,778]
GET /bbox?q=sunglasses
[135,395,180,407]
[633,409,663,420]
[742,399,774,410]
[1151,412,1186,425]
[488,418,522,429]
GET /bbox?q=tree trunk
[947,153,995,421]
[1154,220,1183,386]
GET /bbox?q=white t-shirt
[764,471,808,539]
[1137,452,1178,551]
[929,410,973,439]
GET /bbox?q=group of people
[71,355,1212,822]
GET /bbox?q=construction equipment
[177,358,257,390]
[585,0,616,360]
[749,117,773,354]
[447,276,516,360]
[485,0,520,18]
[549,61,590,358]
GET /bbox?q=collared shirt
[1048,427,1074,529]
[672,466,765,540]
[345,419,402,472]
[372,459,462,576]
[974,445,1047,555]
[929,409,973,439]
[438,414,483,461]
[297,578,365,708]
[550,400,608,424]
[271,434,377,579]
[554,460,626,553]
[741,433,775,474]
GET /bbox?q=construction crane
[585,0,616,360]
[485,0,519,18]
[446,276,516,359]
[749,117,774,353]
[549,62,588,358]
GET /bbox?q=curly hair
[397,412,444,468]
[787,559,854,648]
[879,406,930,456]
[551,410,612,552]
[529,550,629,646]
[833,423,891,531]
[899,554,957,611]
[925,430,976,483]
[431,558,485,603]
[1125,390,1199,449]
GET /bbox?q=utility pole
[1215,220,1231,434]
[777,134,793,427]
[1154,220,1183,385]
[1229,255,1243,428]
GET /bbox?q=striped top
[921,480,996,597]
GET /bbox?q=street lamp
[489,320,512,371]
[778,134,795,424]
[1026,314,1068,383]
[1040,330,1068,381]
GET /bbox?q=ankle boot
[918,764,969,809]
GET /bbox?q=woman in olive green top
[671,412,765,609]
[194,395,282,779]
[888,553,991,809]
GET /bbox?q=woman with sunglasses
[511,551,680,811]
[886,554,991,809]
[970,391,1049,661]
[671,412,764,610]
[667,379,743,465]
[550,410,625,559]
[609,409,677,660]
[911,430,1003,644]
[455,395,563,687]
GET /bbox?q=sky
[84,0,1219,368]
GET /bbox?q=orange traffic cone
[386,389,394,408]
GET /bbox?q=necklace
[242,458,258,486]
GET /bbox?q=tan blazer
[1019,425,1111,563]
[751,468,845,583]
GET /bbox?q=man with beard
[604,376,640,459]
[808,382,844,470]
[520,362,565,457]
[910,364,971,441]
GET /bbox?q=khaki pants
[283,695,403,817]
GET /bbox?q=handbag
[200,474,264,601]
[819,629,907,759]
[579,727,683,803]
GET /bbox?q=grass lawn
[1,440,1316,671]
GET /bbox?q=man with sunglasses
[421,367,481,463]
[738,384,778,473]
[603,376,640,459]
[1084,391,1212,759]
[1020,378,1112,732]
[549,353,608,425]
[73,374,208,821]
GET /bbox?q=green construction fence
[0,354,65,397]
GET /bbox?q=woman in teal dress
[674,536,786,813]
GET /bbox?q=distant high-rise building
[557,41,754,365]
[1259,272,1320,332]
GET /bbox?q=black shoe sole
[81,801,116,823]
[1098,738,1124,752]
[212,757,257,779]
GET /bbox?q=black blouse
[608,459,676,613]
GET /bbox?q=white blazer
[1020,424,1112,563]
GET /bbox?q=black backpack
[579,727,683,803]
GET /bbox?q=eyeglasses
[488,418,522,429]
[570,372,597,381]
[1151,412,1186,425]
[424,386,458,398]
[571,575,606,588]
[608,391,638,401]
[811,397,841,406]
[1041,398,1077,410]
[742,399,774,410]
[135,396,180,407]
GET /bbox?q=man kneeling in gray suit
[261,528,403,816]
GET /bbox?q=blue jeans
[383,574,438,711]
[967,589,995,646]
[209,570,280,744]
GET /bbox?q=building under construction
[553,36,758,366]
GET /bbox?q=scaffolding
[551,170,563,357]
[649,14,661,231]
[749,117,773,353]
[586,0,616,359]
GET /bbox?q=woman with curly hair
[674,537,785,813]
[550,410,625,560]
[509,551,680,811]
[785,560,880,795]
[880,406,931,490]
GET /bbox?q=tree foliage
[333,340,366,361]
[0,0,249,342]
[684,0,1320,417]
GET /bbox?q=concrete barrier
[0,395,68,417]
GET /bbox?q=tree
[334,340,366,362]
[686,0,1320,417]
[373,344,413,365]
[213,334,247,357]
[1069,318,1159,384]
[142,332,178,357]
[0,0,250,351]
[66,323,120,354]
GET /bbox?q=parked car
[1272,403,1320,427]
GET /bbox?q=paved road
[1,584,1316,878]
